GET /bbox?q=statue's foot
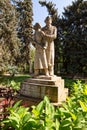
[45,72,49,76]
[49,71,54,76]
[34,70,39,77]
[44,69,49,76]
[45,73,49,76]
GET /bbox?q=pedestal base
[19,75,68,104]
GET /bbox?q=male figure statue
[42,16,57,76]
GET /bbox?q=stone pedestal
[19,75,68,104]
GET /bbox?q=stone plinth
[19,75,68,104]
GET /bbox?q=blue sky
[32,0,75,26]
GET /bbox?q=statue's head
[44,16,52,24]
[33,23,41,30]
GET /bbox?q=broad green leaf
[22,113,31,124]
[36,100,44,113]
[79,101,87,112]
[9,100,22,111]
[61,118,72,127]
[69,112,77,121]
[55,119,60,130]
[32,108,40,117]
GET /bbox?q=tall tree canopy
[0,0,21,72]
[16,0,33,72]
[0,0,33,73]
[61,0,87,75]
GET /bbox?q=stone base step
[24,75,63,86]
[20,76,68,104]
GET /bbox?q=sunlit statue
[33,22,49,76]
[33,16,57,76]
[42,16,57,76]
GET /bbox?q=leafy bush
[56,81,87,129]
[2,101,32,130]
[0,75,30,86]
[10,80,20,91]
[1,81,87,130]
[7,65,19,77]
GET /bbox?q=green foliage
[60,0,87,75]
[30,46,35,62]
[2,97,56,130]
[10,80,20,91]
[31,96,56,130]
[0,0,21,71]
[65,78,86,95]
[65,78,76,88]
[39,0,58,23]
[2,101,32,130]
[1,81,87,130]
[54,81,87,129]
[7,65,19,77]
[0,0,33,73]
[15,0,33,72]
[0,75,30,86]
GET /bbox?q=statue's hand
[43,46,47,49]
[41,31,45,36]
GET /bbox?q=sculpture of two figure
[33,16,57,76]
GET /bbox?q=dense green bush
[1,81,87,130]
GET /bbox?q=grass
[0,74,31,86]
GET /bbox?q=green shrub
[7,65,19,77]
[1,81,87,130]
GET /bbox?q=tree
[15,0,33,73]
[0,0,21,73]
[39,0,58,24]
[61,0,87,76]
